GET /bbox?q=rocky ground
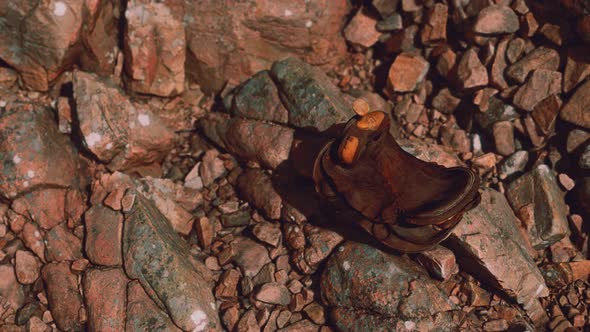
[1,0,590,331]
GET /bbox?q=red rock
[436,48,457,79]
[531,95,562,135]
[431,88,460,114]
[344,8,381,48]
[252,222,282,247]
[44,224,83,262]
[15,250,39,285]
[563,46,590,93]
[292,224,343,274]
[21,222,45,262]
[0,265,25,316]
[414,245,459,280]
[456,48,488,89]
[492,121,515,157]
[384,25,419,53]
[567,129,590,153]
[0,67,18,88]
[126,280,182,332]
[200,150,227,187]
[198,113,294,169]
[136,177,198,235]
[401,0,421,12]
[184,164,203,191]
[84,205,123,266]
[123,192,220,331]
[42,262,83,331]
[27,316,50,332]
[560,79,590,129]
[0,104,82,199]
[195,216,215,250]
[0,1,118,91]
[506,37,525,64]
[215,269,241,300]
[490,36,510,90]
[512,69,561,112]
[236,309,259,332]
[483,319,509,331]
[473,5,519,34]
[10,189,80,230]
[237,169,282,220]
[56,97,72,134]
[505,46,560,84]
[83,268,128,332]
[521,12,539,37]
[303,302,325,325]
[124,0,185,96]
[184,0,350,93]
[232,236,271,278]
[256,282,291,306]
[539,23,564,46]
[72,71,176,171]
[421,4,448,45]
[387,53,430,92]
[448,188,549,324]
[71,258,89,273]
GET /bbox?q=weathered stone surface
[473,5,519,35]
[124,0,185,96]
[252,222,282,247]
[227,71,289,124]
[321,241,459,331]
[83,268,128,332]
[387,53,430,92]
[255,282,291,306]
[126,280,182,332]
[135,177,199,235]
[0,103,82,199]
[456,48,488,89]
[506,165,569,249]
[512,69,561,112]
[492,121,515,156]
[447,188,549,323]
[490,36,509,90]
[123,191,220,331]
[560,79,590,129]
[474,97,519,131]
[431,88,460,114]
[84,205,123,266]
[344,8,381,48]
[185,0,350,93]
[563,46,590,93]
[10,188,83,230]
[284,222,344,275]
[372,0,399,18]
[44,224,83,262]
[414,245,459,280]
[237,169,282,220]
[0,1,119,91]
[498,150,528,180]
[506,37,526,64]
[0,265,26,315]
[270,57,355,132]
[421,3,448,45]
[15,250,39,285]
[231,236,271,278]
[505,47,560,84]
[197,113,294,170]
[73,71,176,171]
[532,95,562,135]
[42,262,83,331]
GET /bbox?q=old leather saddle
[311,103,481,252]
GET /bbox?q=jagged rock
[506,165,569,249]
[123,191,220,331]
[0,103,83,199]
[321,241,461,331]
[73,71,176,171]
[447,188,549,325]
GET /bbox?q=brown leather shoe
[312,107,481,253]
